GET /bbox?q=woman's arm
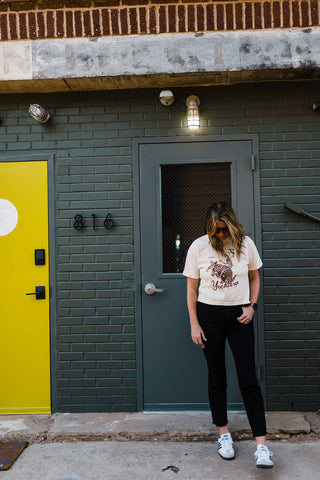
[237,269,260,324]
[186,277,207,348]
[248,268,260,304]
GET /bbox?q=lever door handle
[26,286,46,299]
[144,283,166,295]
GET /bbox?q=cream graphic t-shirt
[183,235,263,306]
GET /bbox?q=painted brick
[1,83,320,413]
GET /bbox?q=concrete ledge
[46,412,314,443]
[0,411,318,443]
[1,67,320,95]
[304,412,320,435]
[1,28,320,93]
[46,412,215,442]
[0,414,53,443]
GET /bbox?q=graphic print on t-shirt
[206,248,239,291]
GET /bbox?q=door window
[161,163,232,273]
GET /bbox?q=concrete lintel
[0,28,320,93]
[1,68,320,94]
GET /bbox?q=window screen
[161,163,232,273]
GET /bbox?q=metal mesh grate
[161,163,232,273]
[0,442,28,471]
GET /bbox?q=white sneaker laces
[255,445,273,463]
[219,434,233,448]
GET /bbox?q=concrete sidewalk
[1,440,320,480]
[0,411,319,444]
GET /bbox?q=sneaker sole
[256,464,273,468]
[218,452,235,461]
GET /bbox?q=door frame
[0,154,58,413]
[133,135,265,412]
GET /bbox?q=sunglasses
[215,226,229,234]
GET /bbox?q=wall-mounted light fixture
[312,102,320,112]
[159,90,175,106]
[29,104,50,123]
[186,95,200,129]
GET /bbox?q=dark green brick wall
[1,82,319,412]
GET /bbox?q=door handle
[144,283,166,295]
[26,286,46,299]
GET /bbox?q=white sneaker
[217,433,235,460]
[255,444,274,468]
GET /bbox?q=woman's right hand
[191,323,207,348]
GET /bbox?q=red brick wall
[0,1,319,41]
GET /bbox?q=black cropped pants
[197,302,267,438]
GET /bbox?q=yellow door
[0,161,51,413]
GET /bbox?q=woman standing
[183,201,273,468]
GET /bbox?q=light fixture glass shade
[29,104,50,123]
[187,108,200,129]
[186,95,200,130]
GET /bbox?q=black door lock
[35,249,45,265]
[26,286,46,299]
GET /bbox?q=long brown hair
[205,201,245,259]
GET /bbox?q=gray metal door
[134,136,264,411]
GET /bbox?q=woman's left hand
[237,306,254,324]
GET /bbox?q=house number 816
[73,213,115,231]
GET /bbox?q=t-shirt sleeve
[183,241,200,279]
[246,236,263,270]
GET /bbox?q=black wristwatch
[249,302,258,311]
